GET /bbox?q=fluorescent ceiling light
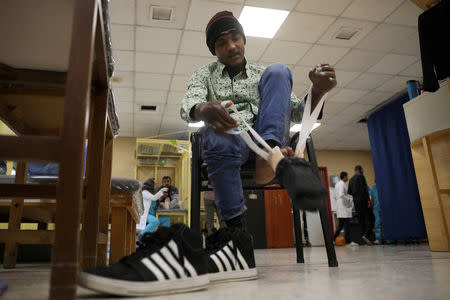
[290,122,321,132]
[188,121,205,128]
[238,6,289,39]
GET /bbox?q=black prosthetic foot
[275,157,328,211]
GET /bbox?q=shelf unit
[135,138,191,225]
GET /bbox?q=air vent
[334,27,360,40]
[150,6,173,21]
[141,105,157,111]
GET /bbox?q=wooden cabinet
[264,188,294,248]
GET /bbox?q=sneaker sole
[209,268,258,283]
[78,272,209,297]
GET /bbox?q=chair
[190,131,338,267]
[0,0,115,298]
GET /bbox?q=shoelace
[223,83,327,159]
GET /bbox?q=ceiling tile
[136,27,182,53]
[109,0,135,25]
[341,0,403,22]
[185,0,243,31]
[135,0,190,29]
[135,52,177,73]
[348,73,393,90]
[163,104,183,117]
[298,45,350,67]
[376,75,415,92]
[399,60,422,77]
[323,101,347,116]
[115,101,134,114]
[134,114,162,125]
[356,91,393,105]
[174,55,214,75]
[114,87,134,102]
[114,50,134,71]
[134,128,159,138]
[334,70,361,88]
[245,37,271,61]
[368,54,418,75]
[110,24,134,50]
[117,113,133,124]
[118,130,134,137]
[334,49,384,72]
[135,89,168,105]
[179,31,214,57]
[318,18,377,48]
[295,0,353,16]
[275,12,335,44]
[112,71,134,88]
[327,88,368,104]
[291,65,311,86]
[340,103,375,118]
[245,0,298,10]
[293,84,309,98]
[170,75,191,91]
[167,91,186,104]
[260,40,311,65]
[385,0,423,27]
[356,23,420,56]
[135,73,172,89]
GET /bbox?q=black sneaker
[206,227,258,283]
[78,224,209,296]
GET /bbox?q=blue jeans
[202,63,293,221]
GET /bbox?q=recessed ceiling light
[334,27,360,40]
[290,122,321,132]
[238,6,289,39]
[188,121,205,128]
[150,6,173,21]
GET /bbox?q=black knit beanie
[205,11,246,55]
[143,178,155,194]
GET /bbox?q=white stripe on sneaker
[167,240,179,258]
[210,254,224,272]
[151,252,178,279]
[236,248,249,270]
[216,250,232,271]
[160,247,185,278]
[184,258,198,277]
[141,257,166,281]
[223,245,237,269]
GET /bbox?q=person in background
[369,181,381,244]
[203,185,225,236]
[333,171,358,246]
[348,165,373,245]
[154,176,179,227]
[137,178,167,236]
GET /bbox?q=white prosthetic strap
[222,84,327,160]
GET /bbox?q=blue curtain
[367,93,427,240]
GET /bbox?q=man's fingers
[218,108,239,127]
[317,71,336,78]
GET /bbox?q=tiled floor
[1,245,450,300]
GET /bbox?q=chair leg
[125,213,133,255]
[110,207,127,264]
[3,161,27,269]
[190,133,202,232]
[49,1,98,298]
[81,89,108,269]
[97,138,112,266]
[318,203,338,267]
[293,208,304,263]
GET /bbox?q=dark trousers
[355,201,374,238]
[334,218,351,243]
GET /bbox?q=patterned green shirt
[180,60,306,131]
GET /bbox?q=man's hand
[194,101,239,133]
[309,63,337,110]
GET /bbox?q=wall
[112,137,136,179]
[315,150,375,187]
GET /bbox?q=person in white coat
[136,178,168,236]
[333,171,357,245]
